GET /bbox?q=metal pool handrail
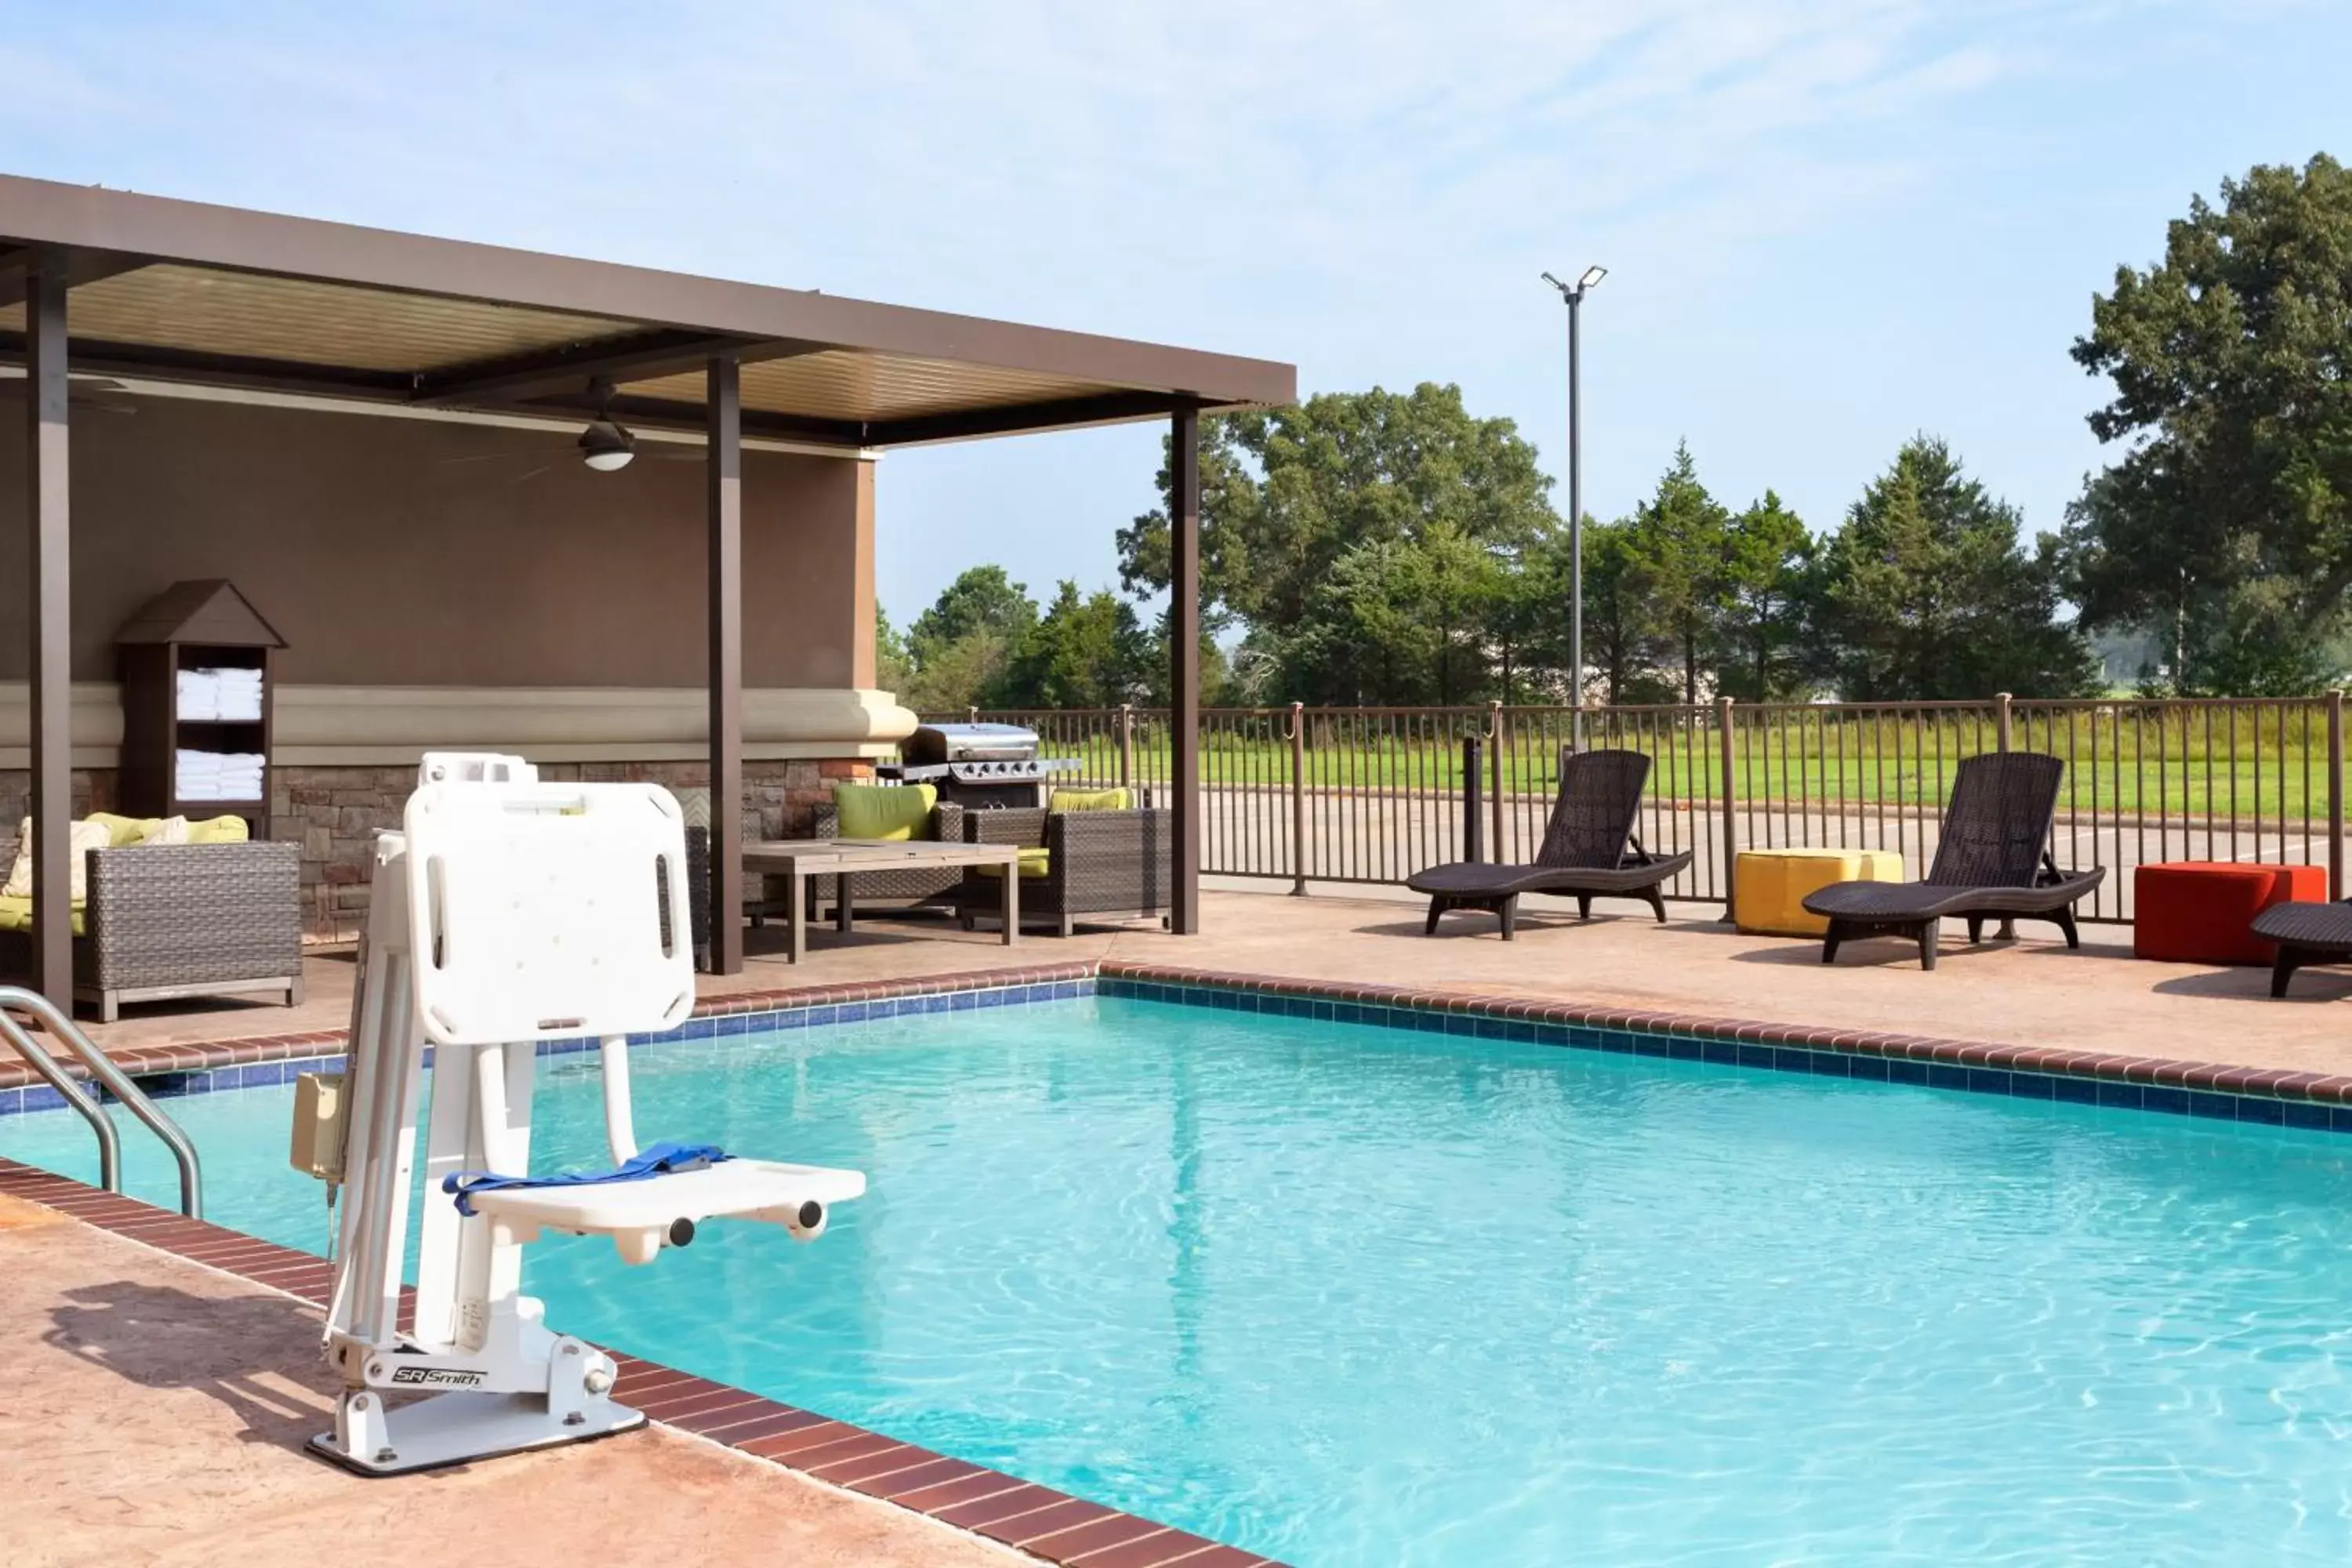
[0,986,202,1218]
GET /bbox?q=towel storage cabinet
[115,579,285,837]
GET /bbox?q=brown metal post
[25,256,71,1006]
[1170,409,1202,933]
[2331,690,2345,900]
[1996,691,2013,753]
[1488,700,1506,859]
[1118,704,1136,793]
[706,356,745,974]
[1288,702,1307,895]
[1718,695,1738,922]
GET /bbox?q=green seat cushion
[85,811,163,847]
[971,848,1052,880]
[186,815,251,845]
[0,895,85,935]
[1049,786,1132,813]
[833,782,938,842]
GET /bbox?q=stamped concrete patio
[0,1192,1025,1568]
[64,883,2352,1079]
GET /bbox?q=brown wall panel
[0,392,872,688]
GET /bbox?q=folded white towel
[176,670,221,721]
[176,749,264,800]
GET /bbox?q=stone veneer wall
[0,758,873,943]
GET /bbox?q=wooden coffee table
[740,838,1022,963]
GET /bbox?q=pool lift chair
[299,754,865,1476]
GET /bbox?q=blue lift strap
[444,1141,734,1217]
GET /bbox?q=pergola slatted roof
[0,173,1293,445]
[5,171,1242,996]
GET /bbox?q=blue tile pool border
[6,957,2348,1139]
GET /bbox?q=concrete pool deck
[0,1195,1030,1568]
[43,882,2352,1080]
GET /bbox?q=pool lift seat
[303,754,865,1476]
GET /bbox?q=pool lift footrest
[302,753,866,1476]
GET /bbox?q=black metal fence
[935,695,2348,924]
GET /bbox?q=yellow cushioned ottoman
[1734,848,1905,937]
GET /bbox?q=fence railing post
[2331,690,2345,901]
[1717,696,1738,920]
[1118,703,1135,793]
[966,704,979,725]
[1288,702,1308,896]
[1462,732,1485,864]
[1996,691,2013,753]
[1487,700,1506,862]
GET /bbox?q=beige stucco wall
[0,391,878,691]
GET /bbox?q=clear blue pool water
[11,995,2352,1565]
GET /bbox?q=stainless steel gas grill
[879,722,1080,809]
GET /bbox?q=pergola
[1,173,1294,1001]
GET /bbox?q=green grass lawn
[1001,709,2338,823]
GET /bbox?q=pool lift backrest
[303,753,866,1477]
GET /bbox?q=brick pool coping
[13,953,2352,1128]
[0,1156,1280,1568]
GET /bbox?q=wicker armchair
[809,800,967,919]
[0,840,303,1022]
[957,806,1173,937]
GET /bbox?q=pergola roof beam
[511,389,869,449]
[0,245,154,310]
[411,329,829,408]
[0,331,415,401]
[863,389,1195,446]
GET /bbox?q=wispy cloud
[1,0,2336,616]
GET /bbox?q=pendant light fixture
[577,376,636,472]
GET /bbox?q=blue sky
[5,2,2344,627]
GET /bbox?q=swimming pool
[12,990,2352,1565]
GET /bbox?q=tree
[898,566,1039,711]
[876,604,914,696]
[1574,517,1677,705]
[989,582,1152,709]
[2062,154,2352,695]
[1116,383,1559,702]
[909,565,1036,660]
[1282,524,1505,703]
[1714,491,1814,701]
[1627,441,1732,703]
[1812,437,2099,699]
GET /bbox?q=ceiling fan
[434,376,702,482]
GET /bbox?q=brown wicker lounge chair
[1802,751,2106,971]
[1406,748,1693,939]
[2249,900,2352,996]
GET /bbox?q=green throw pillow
[85,811,162,847]
[833,782,937,841]
[1049,786,1131,813]
[186,815,251,845]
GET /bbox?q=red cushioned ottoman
[2134,861,2328,964]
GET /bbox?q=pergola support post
[25,254,72,1006]
[1170,408,1201,935]
[707,356,745,974]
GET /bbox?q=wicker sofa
[0,833,303,1021]
[957,805,1173,937]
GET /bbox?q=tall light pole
[1541,265,1606,748]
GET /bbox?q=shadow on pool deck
[0,1219,1028,1568]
